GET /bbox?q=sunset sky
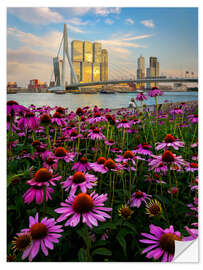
[7,7,198,86]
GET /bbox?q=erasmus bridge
[49,25,198,92]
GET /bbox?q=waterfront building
[149,57,159,88]
[53,57,63,86]
[83,41,93,63]
[7,81,17,88]
[137,56,145,89]
[101,49,108,81]
[146,68,151,89]
[92,63,101,81]
[81,62,92,82]
[71,40,83,62]
[28,79,47,90]
[93,42,102,64]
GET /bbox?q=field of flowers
[7,88,198,262]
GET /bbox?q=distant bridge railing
[63,78,198,90]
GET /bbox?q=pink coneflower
[188,114,198,123]
[136,93,148,101]
[189,176,198,191]
[7,100,28,116]
[149,150,188,170]
[104,139,116,146]
[148,88,163,97]
[105,114,116,125]
[18,111,39,130]
[145,173,166,185]
[23,186,54,205]
[27,168,61,187]
[182,225,198,241]
[103,158,121,173]
[115,150,137,165]
[111,147,123,153]
[88,112,107,124]
[117,118,131,129]
[139,224,182,262]
[55,192,112,228]
[68,129,82,141]
[40,113,52,126]
[19,213,63,261]
[54,147,75,162]
[130,118,141,125]
[43,156,58,171]
[156,134,185,151]
[52,112,66,126]
[120,161,136,172]
[133,143,152,156]
[170,107,183,115]
[72,156,92,172]
[130,191,151,208]
[89,157,107,174]
[88,128,105,140]
[185,162,198,172]
[168,186,179,195]
[191,141,198,148]
[62,171,97,196]
[56,106,66,115]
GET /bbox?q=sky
[7,7,198,87]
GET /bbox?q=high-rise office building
[146,67,151,89]
[83,41,93,63]
[82,62,92,82]
[149,57,159,88]
[92,63,100,81]
[71,40,83,62]
[101,49,108,81]
[53,57,63,86]
[93,42,102,63]
[71,40,108,84]
[137,56,145,89]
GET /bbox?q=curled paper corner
[173,238,199,262]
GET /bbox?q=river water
[7,91,198,110]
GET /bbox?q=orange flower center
[72,172,86,184]
[7,100,19,106]
[14,233,32,251]
[93,128,100,133]
[159,233,181,255]
[104,159,116,170]
[148,205,161,216]
[40,114,51,124]
[135,191,143,198]
[94,112,101,117]
[76,108,84,116]
[123,150,134,159]
[121,119,128,123]
[72,193,94,213]
[80,157,88,164]
[142,143,151,150]
[55,147,67,157]
[56,107,65,114]
[34,168,52,182]
[53,112,62,118]
[190,163,198,168]
[120,207,131,218]
[30,223,48,240]
[70,130,78,137]
[108,139,114,143]
[162,150,175,163]
[46,157,55,165]
[164,134,176,143]
[97,157,106,164]
[32,140,41,147]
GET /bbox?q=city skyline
[7,7,198,87]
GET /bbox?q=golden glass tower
[81,62,92,82]
[149,57,159,88]
[93,42,102,63]
[83,41,93,63]
[137,56,145,89]
[101,49,108,81]
[71,40,83,62]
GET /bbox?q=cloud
[125,18,134,25]
[94,7,121,16]
[7,7,86,33]
[105,19,114,25]
[141,20,155,28]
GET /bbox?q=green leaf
[78,248,87,262]
[92,248,112,256]
[116,229,128,256]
